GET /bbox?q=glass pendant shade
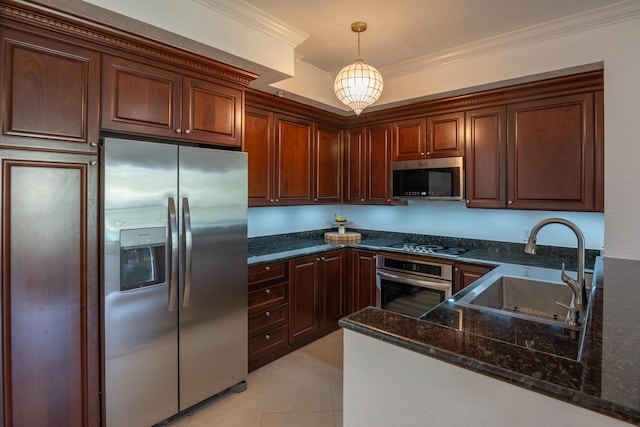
[334,59,384,116]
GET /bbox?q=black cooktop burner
[387,242,467,257]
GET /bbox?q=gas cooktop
[385,242,467,257]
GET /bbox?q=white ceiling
[242,0,621,75]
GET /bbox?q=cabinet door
[182,77,242,147]
[427,111,464,157]
[393,118,426,160]
[1,28,99,152]
[274,115,314,205]
[507,93,595,210]
[244,106,274,206]
[319,250,346,326]
[344,127,366,204]
[289,255,319,343]
[454,263,493,294]
[0,149,99,427]
[349,249,377,313]
[101,55,182,139]
[314,124,342,203]
[465,106,507,208]
[366,123,393,204]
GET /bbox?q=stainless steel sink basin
[456,265,584,329]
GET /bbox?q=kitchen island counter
[339,257,640,425]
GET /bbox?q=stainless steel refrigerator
[101,137,248,427]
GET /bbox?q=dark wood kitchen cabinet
[314,124,342,203]
[348,249,377,313]
[244,111,314,206]
[0,27,100,153]
[102,54,243,148]
[465,106,507,208]
[454,262,494,294]
[393,118,426,161]
[289,250,346,343]
[0,149,100,427]
[248,261,290,371]
[466,92,603,212]
[426,111,465,158]
[344,125,393,205]
[507,93,597,211]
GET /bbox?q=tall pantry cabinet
[0,24,100,427]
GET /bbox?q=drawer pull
[265,334,270,340]
[265,266,270,271]
[265,289,271,294]
[265,311,270,317]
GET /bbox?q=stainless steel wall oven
[376,253,453,318]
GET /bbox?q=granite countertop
[248,229,599,272]
[340,257,640,425]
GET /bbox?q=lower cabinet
[454,262,494,294]
[289,250,346,343]
[248,261,289,371]
[348,249,377,313]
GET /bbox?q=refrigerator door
[177,146,248,409]
[103,138,179,427]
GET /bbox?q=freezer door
[103,138,179,427]
[177,146,248,410]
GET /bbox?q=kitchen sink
[456,266,585,330]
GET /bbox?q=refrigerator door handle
[182,197,193,308]
[168,197,179,311]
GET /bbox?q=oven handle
[376,270,452,293]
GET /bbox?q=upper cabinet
[244,109,317,206]
[344,125,393,205]
[426,111,465,158]
[0,28,100,152]
[392,112,464,161]
[466,92,603,211]
[393,118,426,161]
[314,124,342,203]
[102,55,243,148]
[465,106,507,208]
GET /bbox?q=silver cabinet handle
[184,129,191,134]
[89,142,98,147]
[265,288,271,294]
[168,198,178,311]
[89,160,97,166]
[175,128,182,133]
[265,311,270,317]
[182,197,193,308]
[265,334,271,340]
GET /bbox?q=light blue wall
[248,202,604,250]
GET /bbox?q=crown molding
[382,0,640,79]
[192,0,308,48]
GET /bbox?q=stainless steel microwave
[391,157,464,200]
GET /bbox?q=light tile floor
[169,329,344,427]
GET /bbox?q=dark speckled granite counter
[248,229,600,271]
[340,257,640,425]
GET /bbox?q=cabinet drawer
[248,262,286,285]
[248,325,288,360]
[248,283,287,314]
[249,304,288,337]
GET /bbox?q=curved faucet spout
[524,218,586,325]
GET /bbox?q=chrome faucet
[524,218,586,327]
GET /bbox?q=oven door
[376,270,452,318]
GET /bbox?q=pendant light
[333,22,384,116]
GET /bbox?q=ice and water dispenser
[119,227,167,291]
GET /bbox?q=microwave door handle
[167,198,178,311]
[376,270,452,294]
[182,197,193,309]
